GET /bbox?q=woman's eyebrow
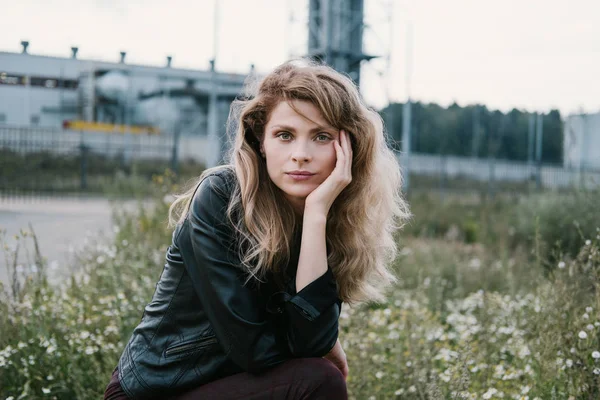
[270,124,336,133]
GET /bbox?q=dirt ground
[0,196,147,288]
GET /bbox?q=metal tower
[306,0,375,85]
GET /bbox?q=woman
[104,59,410,400]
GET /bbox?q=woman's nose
[291,152,311,163]
[291,142,312,163]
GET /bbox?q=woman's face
[261,100,339,213]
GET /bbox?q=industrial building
[563,112,600,171]
[0,42,249,137]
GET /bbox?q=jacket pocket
[165,335,218,358]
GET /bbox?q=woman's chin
[280,186,316,203]
[284,186,316,199]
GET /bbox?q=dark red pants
[104,358,347,400]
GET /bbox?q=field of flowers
[1,180,599,399]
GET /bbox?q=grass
[1,178,600,399]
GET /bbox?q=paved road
[0,196,148,288]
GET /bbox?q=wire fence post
[171,126,180,174]
[79,130,88,190]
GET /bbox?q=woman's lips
[286,173,315,181]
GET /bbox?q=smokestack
[120,51,127,64]
[71,47,79,59]
[21,41,29,54]
[166,56,172,68]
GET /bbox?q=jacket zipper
[165,336,217,357]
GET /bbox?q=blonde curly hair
[169,59,410,305]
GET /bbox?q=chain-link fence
[399,152,600,197]
[2,125,598,200]
[0,126,209,198]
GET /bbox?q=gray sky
[2,0,599,115]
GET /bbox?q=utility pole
[535,113,543,189]
[471,106,481,158]
[487,114,498,199]
[401,21,413,192]
[527,113,535,164]
[207,0,220,168]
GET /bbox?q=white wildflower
[469,258,482,270]
[42,388,50,394]
[586,307,593,313]
[579,331,588,339]
[594,368,600,375]
[566,359,573,368]
[482,388,498,399]
[592,351,600,359]
[375,371,384,379]
[558,261,566,269]
[588,324,595,331]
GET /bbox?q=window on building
[0,72,25,86]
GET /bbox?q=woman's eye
[277,132,292,140]
[316,134,331,142]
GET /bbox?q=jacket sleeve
[180,173,340,373]
[267,268,341,358]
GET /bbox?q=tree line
[380,102,563,164]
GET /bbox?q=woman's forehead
[266,100,335,131]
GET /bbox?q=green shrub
[511,191,600,268]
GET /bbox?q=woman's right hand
[323,338,349,380]
[304,130,353,217]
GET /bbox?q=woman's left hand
[304,129,353,217]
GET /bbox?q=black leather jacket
[117,167,342,399]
